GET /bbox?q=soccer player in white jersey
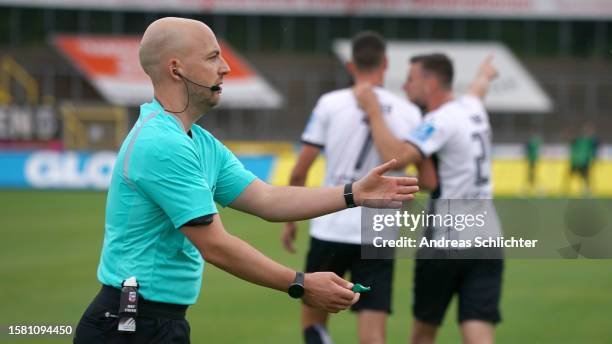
[281,31,425,344]
[354,54,501,344]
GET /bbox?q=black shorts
[74,285,190,344]
[412,255,503,326]
[305,237,394,313]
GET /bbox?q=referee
[74,17,419,344]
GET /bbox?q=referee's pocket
[75,303,119,343]
[86,304,118,332]
[171,319,191,343]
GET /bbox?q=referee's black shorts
[74,285,190,344]
[305,237,395,314]
[412,252,504,326]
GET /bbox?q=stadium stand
[0,6,610,142]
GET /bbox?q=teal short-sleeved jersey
[97,99,257,305]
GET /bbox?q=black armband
[183,214,214,227]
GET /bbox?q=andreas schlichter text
[372,236,538,248]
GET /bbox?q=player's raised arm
[467,54,499,100]
[416,158,438,191]
[352,83,422,168]
[230,159,418,222]
[181,214,359,313]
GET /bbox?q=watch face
[288,283,304,298]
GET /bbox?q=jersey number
[471,131,490,186]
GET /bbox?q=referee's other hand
[302,272,359,313]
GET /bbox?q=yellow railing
[0,56,39,105]
[61,103,128,150]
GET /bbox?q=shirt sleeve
[460,95,485,109]
[300,96,329,148]
[460,95,487,114]
[406,112,454,158]
[214,142,257,207]
[389,102,422,141]
[132,137,218,229]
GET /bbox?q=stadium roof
[334,40,553,113]
[53,34,283,109]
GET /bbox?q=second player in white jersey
[356,53,503,343]
[354,53,504,344]
[302,87,421,244]
[407,95,502,242]
[408,95,492,200]
[354,55,503,244]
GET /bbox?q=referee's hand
[354,159,419,208]
[302,272,359,313]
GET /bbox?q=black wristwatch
[344,183,356,208]
[288,272,305,298]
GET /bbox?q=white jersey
[407,95,501,242]
[301,87,422,244]
[408,95,493,199]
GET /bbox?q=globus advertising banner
[0,150,274,189]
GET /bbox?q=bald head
[139,17,216,82]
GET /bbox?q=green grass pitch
[1,190,611,343]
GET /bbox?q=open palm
[353,159,419,208]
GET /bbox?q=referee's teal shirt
[97,99,256,305]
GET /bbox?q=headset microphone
[175,70,221,92]
[160,70,221,114]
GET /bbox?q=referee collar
[150,98,193,135]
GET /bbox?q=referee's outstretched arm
[181,159,417,312]
[181,215,358,313]
[230,159,418,221]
